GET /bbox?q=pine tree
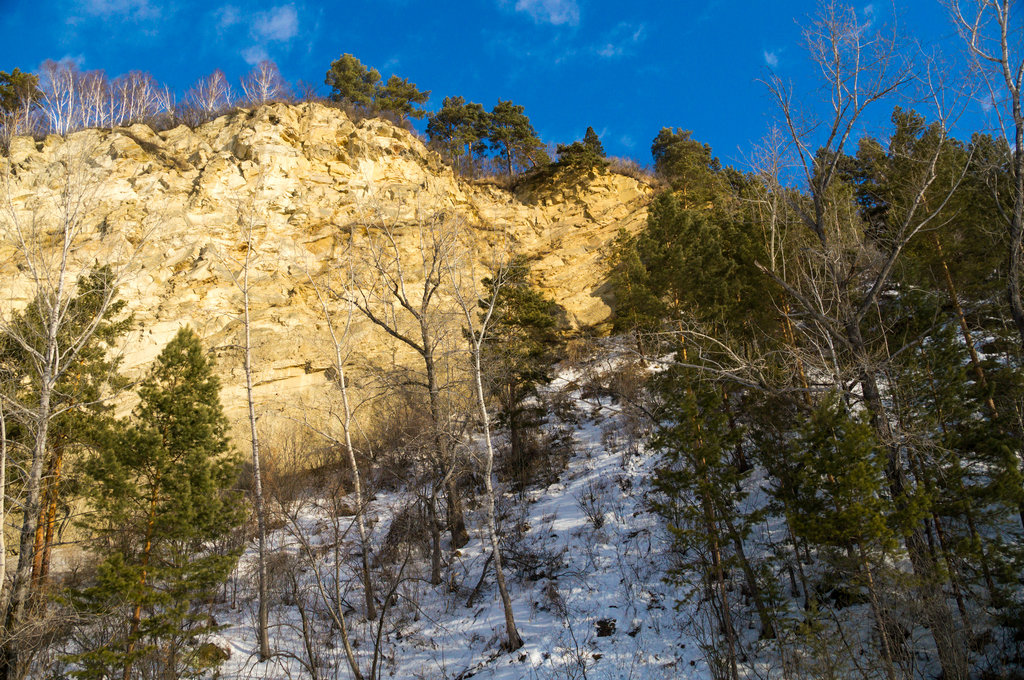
[784,394,918,680]
[583,126,604,157]
[651,127,728,206]
[488,100,547,175]
[68,328,243,680]
[0,68,39,114]
[609,192,773,353]
[556,126,606,168]
[651,368,775,675]
[427,96,490,173]
[0,267,130,589]
[0,67,39,143]
[325,54,381,107]
[375,74,430,119]
[480,258,564,484]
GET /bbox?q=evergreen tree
[0,68,40,117]
[480,258,564,484]
[556,126,606,168]
[583,126,604,157]
[325,54,380,107]
[609,192,773,351]
[426,96,490,171]
[651,368,775,659]
[488,100,547,175]
[0,267,130,587]
[651,127,728,207]
[67,328,243,680]
[375,74,430,119]
[783,394,919,680]
[0,66,40,144]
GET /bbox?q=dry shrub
[314,97,418,133]
[358,385,435,491]
[563,337,596,367]
[253,421,328,508]
[607,156,664,188]
[576,479,608,530]
[378,500,432,565]
[502,424,575,490]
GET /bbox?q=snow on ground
[213,350,705,680]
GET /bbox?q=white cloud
[594,22,645,59]
[252,5,299,42]
[241,45,270,65]
[763,50,779,68]
[215,5,241,30]
[514,0,580,26]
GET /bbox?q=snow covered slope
[213,351,703,680]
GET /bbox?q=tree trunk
[32,444,64,587]
[471,347,523,651]
[933,235,999,418]
[704,496,739,680]
[858,545,898,680]
[242,274,272,662]
[0,403,7,616]
[335,346,377,621]
[123,474,160,680]
[1,374,52,680]
[1008,93,1024,353]
[720,512,774,639]
[424,352,468,550]
[428,489,442,586]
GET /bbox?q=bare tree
[240,61,290,106]
[304,259,378,622]
[39,59,82,136]
[0,135,141,680]
[183,69,233,125]
[211,173,272,661]
[110,71,167,126]
[949,2,1024,350]
[0,392,8,615]
[759,2,970,678]
[347,190,469,586]
[444,231,524,652]
[77,70,108,129]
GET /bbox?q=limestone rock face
[0,103,651,435]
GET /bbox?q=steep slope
[0,102,651,428]
[215,348,693,680]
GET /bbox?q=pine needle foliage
[67,328,243,680]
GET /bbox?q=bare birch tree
[110,71,168,126]
[240,61,290,106]
[212,173,272,661]
[0,134,141,680]
[39,59,82,136]
[183,70,233,125]
[444,230,524,652]
[304,259,378,622]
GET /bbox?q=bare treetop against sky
[0,0,1000,164]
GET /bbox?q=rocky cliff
[0,102,651,434]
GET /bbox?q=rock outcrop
[0,103,652,436]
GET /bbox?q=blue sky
[0,0,992,168]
